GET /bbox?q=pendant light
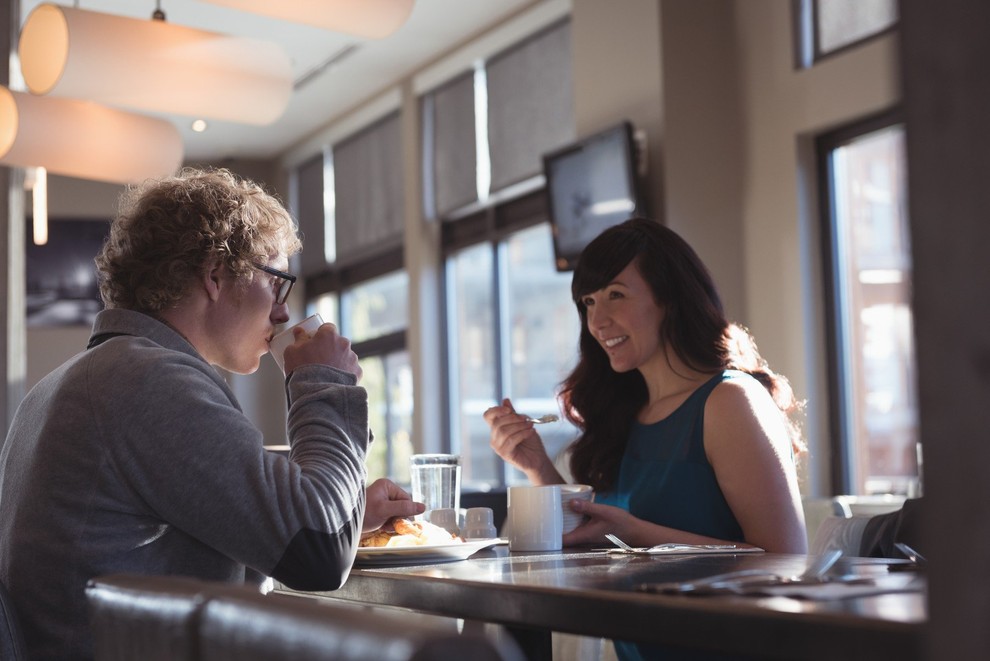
[198,0,415,39]
[25,166,49,246]
[0,86,183,185]
[19,3,292,125]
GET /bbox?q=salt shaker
[463,507,497,539]
[428,508,460,537]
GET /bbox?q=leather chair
[0,578,29,661]
[197,589,519,661]
[86,574,521,661]
[86,573,214,661]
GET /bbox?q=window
[446,222,579,489]
[422,19,578,489]
[297,110,410,484]
[795,0,898,67]
[309,271,413,483]
[819,112,919,495]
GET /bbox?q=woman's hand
[562,497,757,550]
[561,499,641,547]
[361,478,425,533]
[483,398,559,484]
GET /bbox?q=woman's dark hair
[560,218,803,491]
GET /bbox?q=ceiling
[18,0,542,163]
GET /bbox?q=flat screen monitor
[543,121,645,272]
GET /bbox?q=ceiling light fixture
[191,119,208,133]
[25,166,48,246]
[198,0,415,39]
[19,3,292,126]
[0,86,183,184]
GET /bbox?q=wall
[732,2,899,495]
[658,0,747,322]
[900,1,990,655]
[571,0,664,220]
[24,176,125,388]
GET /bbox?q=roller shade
[334,111,405,258]
[430,71,478,218]
[486,20,574,193]
[295,152,328,276]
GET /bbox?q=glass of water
[409,454,461,516]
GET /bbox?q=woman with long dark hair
[484,217,807,555]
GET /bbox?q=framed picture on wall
[26,218,109,328]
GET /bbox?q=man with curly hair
[0,168,422,660]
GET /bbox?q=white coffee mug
[560,484,595,534]
[270,313,324,374]
[507,485,562,552]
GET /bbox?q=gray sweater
[0,309,370,660]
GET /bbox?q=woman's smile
[603,335,628,349]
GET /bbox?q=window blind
[486,20,574,193]
[334,111,405,259]
[295,152,328,277]
[430,71,478,218]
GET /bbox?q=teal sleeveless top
[596,370,748,543]
[598,370,752,661]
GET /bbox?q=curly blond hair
[96,168,302,313]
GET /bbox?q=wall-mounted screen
[543,121,645,271]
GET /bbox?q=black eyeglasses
[253,263,296,305]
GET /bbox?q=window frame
[307,262,410,482]
[816,106,912,495]
[793,0,899,69]
[441,184,556,487]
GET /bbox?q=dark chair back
[198,589,516,661]
[86,573,210,661]
[860,497,924,558]
[87,574,521,661]
[0,578,29,661]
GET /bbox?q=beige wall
[22,1,903,487]
[732,2,899,494]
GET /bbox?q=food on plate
[360,529,394,548]
[360,518,463,548]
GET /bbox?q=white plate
[355,538,502,567]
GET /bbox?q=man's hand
[362,478,426,533]
[282,322,362,380]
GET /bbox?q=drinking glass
[409,454,461,516]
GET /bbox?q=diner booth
[3,0,989,659]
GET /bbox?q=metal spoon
[605,534,739,553]
[605,533,635,551]
[524,414,559,424]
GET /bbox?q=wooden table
[277,546,925,661]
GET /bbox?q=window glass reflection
[342,271,409,343]
[446,224,580,487]
[447,244,497,485]
[816,0,897,55]
[503,225,580,482]
[830,123,918,494]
